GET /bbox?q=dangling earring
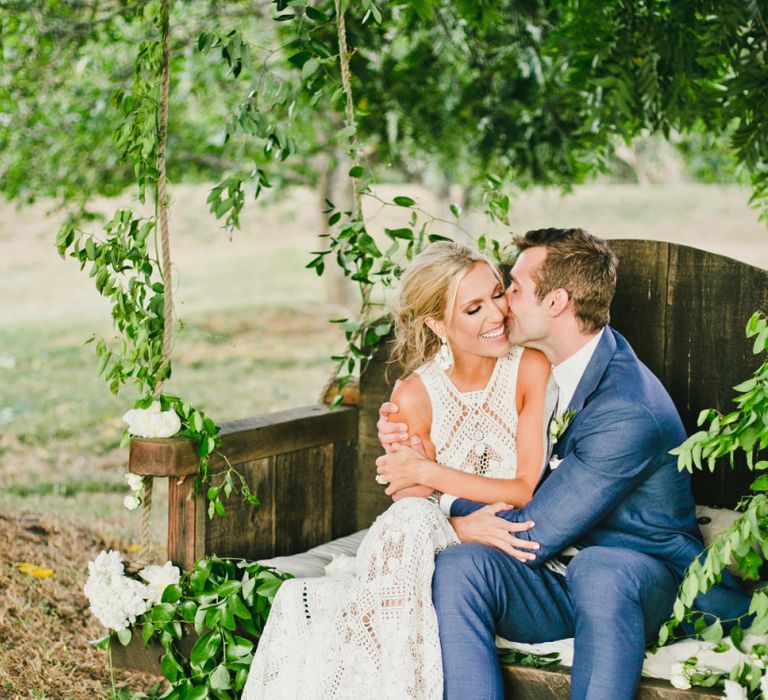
[438,337,453,371]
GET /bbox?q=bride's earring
[438,337,453,371]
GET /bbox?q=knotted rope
[140,0,172,563]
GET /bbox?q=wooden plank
[129,404,357,477]
[204,456,276,561]
[167,474,206,570]
[332,438,359,539]
[274,444,335,556]
[501,664,721,699]
[357,334,398,530]
[663,244,768,507]
[608,239,670,382]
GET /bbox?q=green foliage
[496,647,562,669]
[659,312,768,692]
[112,557,291,698]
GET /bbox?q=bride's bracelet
[428,490,442,504]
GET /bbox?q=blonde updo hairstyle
[391,241,503,376]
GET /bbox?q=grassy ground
[0,181,766,698]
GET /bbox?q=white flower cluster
[83,550,180,632]
[123,401,181,439]
[123,472,144,511]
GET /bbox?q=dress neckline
[439,352,505,404]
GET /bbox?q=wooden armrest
[129,404,358,477]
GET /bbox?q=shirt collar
[551,327,605,414]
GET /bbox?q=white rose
[760,672,768,699]
[723,680,748,700]
[123,494,141,510]
[125,473,144,492]
[139,561,181,606]
[324,554,357,577]
[123,401,180,438]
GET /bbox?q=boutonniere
[550,409,578,442]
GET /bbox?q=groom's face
[505,246,551,346]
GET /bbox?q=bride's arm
[377,349,550,508]
[380,375,437,499]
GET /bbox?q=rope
[335,0,362,221]
[140,0,172,564]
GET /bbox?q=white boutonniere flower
[549,409,577,442]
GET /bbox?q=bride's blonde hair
[391,241,502,376]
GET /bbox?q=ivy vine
[659,311,768,695]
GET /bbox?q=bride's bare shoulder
[389,373,431,431]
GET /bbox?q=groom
[376,228,749,699]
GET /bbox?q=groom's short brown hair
[513,228,617,332]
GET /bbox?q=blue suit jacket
[452,327,708,579]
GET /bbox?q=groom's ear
[547,288,571,317]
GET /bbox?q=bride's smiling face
[428,261,509,360]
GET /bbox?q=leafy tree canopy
[1,0,766,226]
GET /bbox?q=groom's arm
[452,399,667,568]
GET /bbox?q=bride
[243,241,550,699]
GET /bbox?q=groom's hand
[449,503,539,563]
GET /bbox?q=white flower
[760,673,768,699]
[324,554,357,577]
[123,401,181,439]
[139,561,181,606]
[83,550,150,631]
[125,473,144,493]
[723,680,748,700]
[123,494,141,511]
[669,663,691,690]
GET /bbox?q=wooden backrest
[354,240,768,530]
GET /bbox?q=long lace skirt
[242,497,460,699]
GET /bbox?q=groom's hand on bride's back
[377,399,409,454]
[450,504,539,563]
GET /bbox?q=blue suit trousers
[433,543,680,700]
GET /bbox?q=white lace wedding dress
[242,347,523,700]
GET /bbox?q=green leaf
[750,475,768,491]
[336,125,356,139]
[90,635,111,650]
[161,583,183,604]
[116,627,132,646]
[190,631,221,668]
[301,58,320,80]
[393,196,416,207]
[348,165,364,178]
[700,618,723,642]
[209,664,231,690]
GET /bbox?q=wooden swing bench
[119,240,768,699]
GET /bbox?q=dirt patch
[0,511,160,699]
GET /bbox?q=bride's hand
[375,437,428,495]
[449,503,539,563]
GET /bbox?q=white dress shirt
[439,328,605,516]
